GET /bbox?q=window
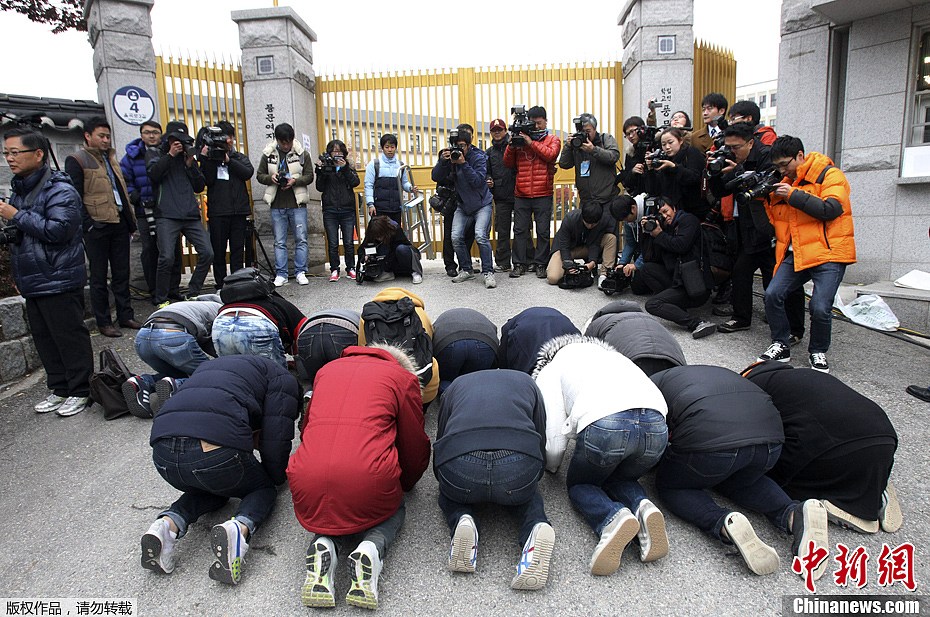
[747,96,755,104]
[331,129,337,141]
[769,119,776,131]
[759,94,767,109]
[909,30,930,145]
[770,91,777,107]
[256,56,274,75]
[431,135,438,154]
[657,35,675,55]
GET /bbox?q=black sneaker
[757,341,790,362]
[494,264,512,272]
[718,319,750,333]
[509,264,526,278]
[788,334,803,347]
[691,321,717,339]
[712,305,734,317]
[526,263,537,273]
[809,352,829,373]
[445,267,458,277]
[906,385,930,402]
[535,266,547,279]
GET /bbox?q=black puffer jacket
[708,142,775,254]
[146,148,206,220]
[315,164,361,211]
[201,151,254,217]
[150,355,300,485]
[485,138,516,203]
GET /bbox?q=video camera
[599,268,631,296]
[632,126,662,160]
[0,222,22,247]
[448,129,464,161]
[196,126,229,162]
[640,196,661,233]
[570,117,587,149]
[509,105,542,147]
[725,168,781,205]
[317,152,338,174]
[706,146,734,176]
[646,148,671,170]
[356,248,387,286]
[161,132,198,158]
[710,116,729,151]
[558,260,594,289]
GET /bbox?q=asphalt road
[1,259,927,617]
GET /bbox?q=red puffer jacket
[503,133,561,198]
[287,346,430,535]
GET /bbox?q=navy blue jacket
[150,355,300,485]
[434,370,546,469]
[498,307,580,374]
[8,166,86,297]
[431,146,493,216]
[120,138,155,215]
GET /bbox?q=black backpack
[220,267,275,303]
[361,296,434,387]
[88,348,134,420]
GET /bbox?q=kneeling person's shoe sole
[209,520,249,585]
[346,541,381,610]
[880,481,903,533]
[636,499,669,562]
[724,512,779,575]
[590,508,639,576]
[821,500,879,534]
[302,539,337,607]
[791,500,830,581]
[511,522,554,590]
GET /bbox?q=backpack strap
[815,165,835,185]
[374,158,379,179]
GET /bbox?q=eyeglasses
[728,141,751,151]
[624,129,639,138]
[141,130,162,136]
[729,115,747,123]
[3,149,38,158]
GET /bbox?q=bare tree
[0,0,86,34]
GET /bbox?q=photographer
[545,202,617,288]
[617,116,657,198]
[200,121,254,290]
[503,106,561,279]
[648,127,706,220]
[638,197,717,339]
[708,123,805,339]
[0,127,93,417]
[432,125,496,289]
[358,215,423,284]
[691,93,728,154]
[486,119,516,272]
[434,178,474,277]
[256,123,314,287]
[120,121,182,301]
[315,139,360,282]
[65,116,140,338]
[728,100,776,146]
[146,121,213,307]
[558,113,620,205]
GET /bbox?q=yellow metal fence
[692,41,737,133]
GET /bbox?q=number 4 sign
[112,86,155,126]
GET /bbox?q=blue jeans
[435,339,497,397]
[295,321,360,383]
[764,252,846,353]
[271,207,308,277]
[153,436,277,538]
[452,204,493,274]
[567,409,668,534]
[135,326,211,379]
[437,450,548,547]
[655,443,797,540]
[154,218,214,304]
[322,208,356,272]
[619,222,639,265]
[212,313,286,368]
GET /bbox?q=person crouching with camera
[357,215,424,284]
[639,197,717,339]
[0,128,94,417]
[315,139,361,282]
[545,202,617,289]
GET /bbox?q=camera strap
[15,167,53,210]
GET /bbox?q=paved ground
[1,259,928,617]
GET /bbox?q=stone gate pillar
[84,0,160,150]
[618,0,695,128]
[232,7,325,274]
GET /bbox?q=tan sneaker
[880,481,903,533]
[589,508,639,576]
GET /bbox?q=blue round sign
[112,86,155,126]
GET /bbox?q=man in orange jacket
[504,106,562,278]
[757,136,856,374]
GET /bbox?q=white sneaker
[346,540,382,609]
[636,499,669,562]
[34,393,65,414]
[209,519,249,585]
[597,274,607,289]
[484,272,497,289]
[55,396,90,417]
[296,272,309,285]
[590,508,639,576]
[723,512,779,575]
[411,272,423,284]
[141,518,178,574]
[302,537,337,608]
[449,514,478,573]
[273,275,287,287]
[511,522,554,590]
[880,481,903,533]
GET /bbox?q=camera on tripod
[509,105,539,147]
[196,126,229,162]
[448,129,464,161]
[725,168,781,205]
[570,117,588,149]
[706,146,735,176]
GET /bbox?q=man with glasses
[708,123,805,341]
[692,93,728,154]
[121,121,182,302]
[486,119,516,272]
[727,100,777,146]
[758,136,856,374]
[0,128,94,417]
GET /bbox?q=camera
[429,184,458,213]
[646,149,670,169]
[648,99,662,111]
[599,268,631,296]
[161,133,198,158]
[558,260,594,289]
[725,168,781,205]
[356,250,387,286]
[706,146,735,176]
[509,105,539,147]
[570,117,587,149]
[196,126,229,162]
[318,152,337,174]
[448,129,464,161]
[641,196,661,233]
[142,199,156,238]
[632,126,661,160]
[275,172,291,188]
[0,222,22,247]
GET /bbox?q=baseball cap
[164,121,190,142]
[489,119,506,131]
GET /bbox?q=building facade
[735,79,777,129]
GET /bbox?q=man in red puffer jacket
[503,106,562,278]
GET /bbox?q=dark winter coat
[485,137,516,203]
[150,355,300,485]
[145,148,206,219]
[709,141,775,254]
[201,150,254,217]
[653,145,705,219]
[558,131,621,204]
[553,207,616,264]
[8,166,86,297]
[585,300,687,368]
[651,365,784,452]
[315,164,361,211]
[498,307,580,374]
[431,146,493,216]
